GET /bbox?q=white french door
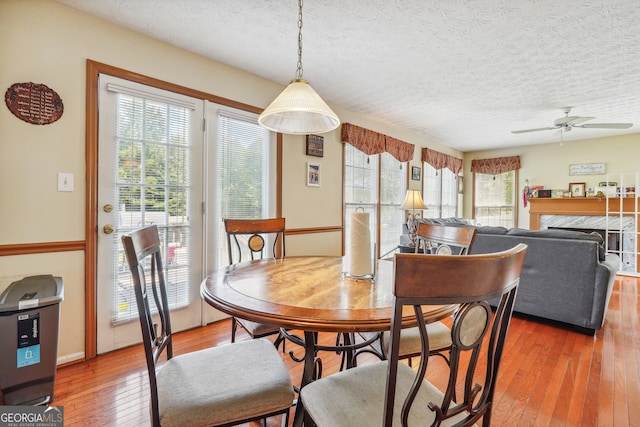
[96,75,205,354]
[202,101,277,323]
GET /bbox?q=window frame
[343,144,407,260]
[422,163,459,219]
[473,170,518,228]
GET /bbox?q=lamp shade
[258,79,340,135]
[399,190,427,210]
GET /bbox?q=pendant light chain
[257,0,340,134]
[295,0,304,80]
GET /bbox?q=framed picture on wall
[411,166,421,181]
[307,162,320,187]
[306,134,324,157]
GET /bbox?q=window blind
[216,110,272,267]
[112,90,194,324]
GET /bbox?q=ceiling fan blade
[554,115,585,126]
[511,126,558,134]
[578,123,633,129]
[566,116,594,126]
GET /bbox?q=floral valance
[385,136,414,162]
[341,123,415,162]
[470,155,521,175]
[341,123,385,155]
[421,148,463,174]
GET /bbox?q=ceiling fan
[511,107,633,134]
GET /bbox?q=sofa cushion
[506,228,605,260]
[476,226,509,235]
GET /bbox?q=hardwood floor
[49,275,639,426]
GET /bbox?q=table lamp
[399,189,427,247]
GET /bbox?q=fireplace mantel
[528,197,637,230]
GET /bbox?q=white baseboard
[57,352,84,366]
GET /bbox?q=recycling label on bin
[17,313,40,368]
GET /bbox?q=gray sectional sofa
[420,218,620,335]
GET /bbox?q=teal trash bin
[0,275,64,405]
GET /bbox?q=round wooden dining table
[200,255,457,427]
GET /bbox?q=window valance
[470,155,521,175]
[385,136,414,162]
[341,123,414,162]
[421,148,463,174]
[341,123,385,155]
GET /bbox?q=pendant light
[258,0,340,135]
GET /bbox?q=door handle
[103,224,115,234]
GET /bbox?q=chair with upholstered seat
[122,225,294,427]
[360,222,478,365]
[224,218,286,343]
[414,222,477,256]
[301,243,527,427]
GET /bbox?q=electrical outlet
[57,172,74,192]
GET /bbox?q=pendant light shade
[258,0,340,135]
[258,79,340,135]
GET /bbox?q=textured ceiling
[55,0,640,152]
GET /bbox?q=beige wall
[0,0,457,362]
[464,133,640,228]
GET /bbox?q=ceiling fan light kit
[511,107,633,135]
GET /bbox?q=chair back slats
[415,223,477,255]
[384,243,527,427]
[224,218,286,265]
[121,225,173,426]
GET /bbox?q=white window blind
[215,110,273,267]
[111,89,194,323]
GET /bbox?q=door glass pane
[114,94,192,323]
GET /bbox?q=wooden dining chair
[359,223,478,365]
[300,243,527,427]
[414,222,478,256]
[122,225,294,427]
[224,218,286,344]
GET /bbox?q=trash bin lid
[0,275,64,312]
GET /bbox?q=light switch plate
[57,172,74,192]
